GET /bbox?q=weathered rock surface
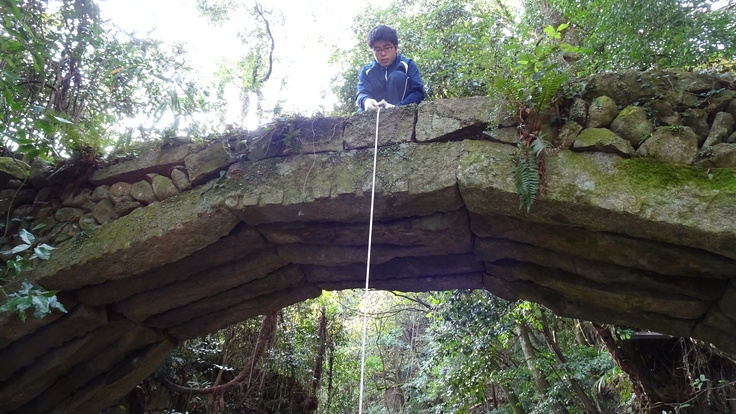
[572,128,635,157]
[416,96,492,142]
[703,112,735,148]
[610,105,653,147]
[637,126,699,164]
[587,95,619,128]
[0,158,30,188]
[89,143,200,186]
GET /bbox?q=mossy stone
[587,96,619,128]
[637,126,699,165]
[572,128,635,157]
[610,106,654,148]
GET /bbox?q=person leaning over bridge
[356,24,426,111]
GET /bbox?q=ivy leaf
[19,228,34,245]
[2,243,31,255]
[31,244,55,260]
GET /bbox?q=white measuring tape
[358,105,383,414]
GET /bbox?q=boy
[356,24,425,111]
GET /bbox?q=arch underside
[2,138,736,413]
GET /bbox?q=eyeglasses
[372,45,394,55]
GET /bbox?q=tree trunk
[540,312,599,414]
[517,321,570,414]
[489,357,526,414]
[305,308,327,414]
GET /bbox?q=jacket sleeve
[399,59,425,106]
[356,65,374,111]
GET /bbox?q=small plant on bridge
[0,229,65,321]
[493,23,573,211]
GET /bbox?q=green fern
[533,71,568,110]
[513,142,539,212]
[512,136,552,212]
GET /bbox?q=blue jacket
[356,55,425,110]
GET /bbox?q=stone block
[78,213,99,231]
[0,319,136,412]
[241,118,344,162]
[227,142,465,226]
[637,126,698,164]
[586,96,619,128]
[647,99,681,126]
[28,157,52,189]
[147,264,306,329]
[130,180,157,204]
[114,199,142,217]
[91,185,111,202]
[0,157,30,188]
[75,226,265,306]
[92,199,117,224]
[415,96,493,142]
[570,98,588,126]
[458,140,736,259]
[170,167,191,191]
[572,128,635,157]
[34,184,240,291]
[55,207,84,222]
[184,143,236,186]
[610,106,654,147]
[115,247,288,323]
[169,284,322,340]
[89,143,200,186]
[149,173,179,201]
[475,237,726,300]
[344,104,416,149]
[696,143,736,168]
[109,182,132,203]
[485,261,709,319]
[683,108,710,144]
[0,303,106,381]
[703,112,735,148]
[483,127,519,145]
[470,214,735,279]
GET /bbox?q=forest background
[1,0,735,413]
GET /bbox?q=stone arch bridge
[1,69,736,413]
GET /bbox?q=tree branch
[254,2,274,84]
[389,292,433,310]
[163,313,277,396]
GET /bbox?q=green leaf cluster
[1,228,60,322]
[0,0,216,160]
[0,281,66,322]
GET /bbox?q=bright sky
[97,0,373,128]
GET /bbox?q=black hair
[367,24,399,48]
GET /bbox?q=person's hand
[379,100,395,109]
[364,98,379,110]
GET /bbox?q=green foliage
[513,136,552,212]
[0,228,61,322]
[0,0,214,160]
[546,0,736,72]
[0,280,67,322]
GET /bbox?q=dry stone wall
[0,68,735,414]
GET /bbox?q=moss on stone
[618,158,736,193]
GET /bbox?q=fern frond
[533,72,569,110]
[531,135,553,157]
[512,144,540,212]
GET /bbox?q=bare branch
[254,1,274,84]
